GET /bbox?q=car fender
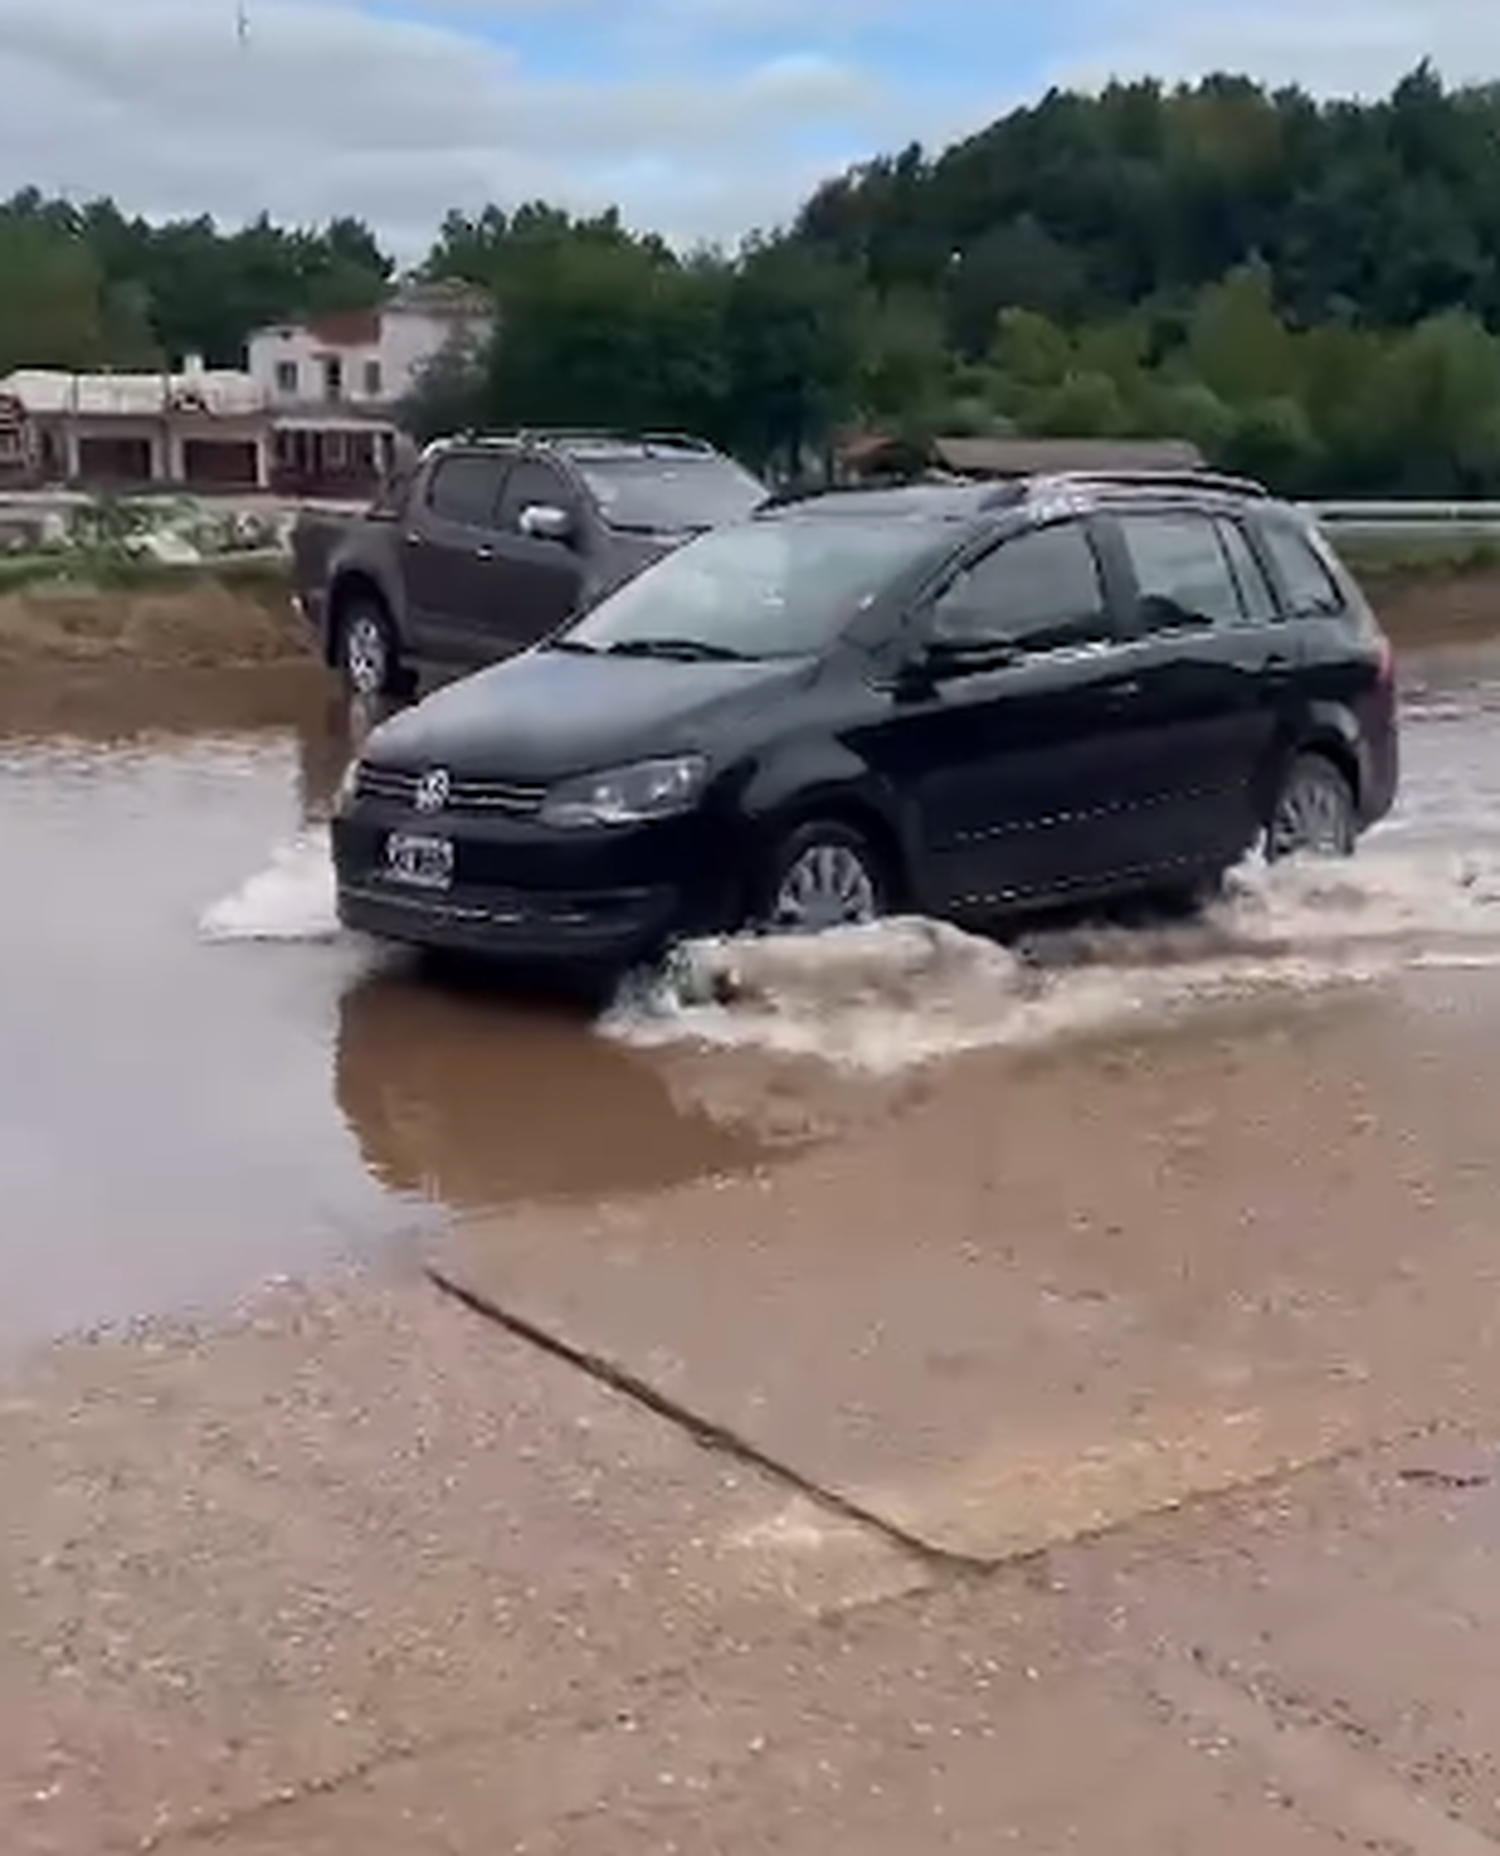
[732,741,918,905]
[1257,699,1367,821]
[326,553,408,659]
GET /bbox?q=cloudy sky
[0,1,1490,257]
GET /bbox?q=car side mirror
[518,502,574,544]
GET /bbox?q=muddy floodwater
[3,646,1500,1352]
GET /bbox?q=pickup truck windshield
[560,519,936,661]
[577,456,767,533]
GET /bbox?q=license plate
[384,831,454,890]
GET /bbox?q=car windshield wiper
[544,636,599,653]
[603,636,752,662]
[608,520,712,537]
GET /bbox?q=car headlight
[334,758,361,812]
[539,755,708,828]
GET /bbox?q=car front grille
[356,764,546,818]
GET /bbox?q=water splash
[605,846,1500,1073]
[198,830,339,942]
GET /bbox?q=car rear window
[564,519,937,660]
[1257,517,1347,617]
[1115,510,1249,628]
[576,456,767,533]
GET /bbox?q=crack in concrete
[422,1263,985,1577]
[1150,1652,1500,1854]
[133,1728,455,1851]
[423,1268,1467,1590]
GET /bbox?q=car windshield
[576,456,767,533]
[559,519,936,661]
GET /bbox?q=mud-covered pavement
[9,641,1500,1849]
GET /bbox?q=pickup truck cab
[292,430,767,696]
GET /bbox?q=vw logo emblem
[414,767,450,813]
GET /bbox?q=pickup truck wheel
[339,600,399,699]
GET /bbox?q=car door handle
[1110,677,1142,699]
[474,545,494,560]
[403,531,424,546]
[1265,653,1294,677]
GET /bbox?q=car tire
[1266,752,1357,859]
[756,819,888,933]
[339,597,401,700]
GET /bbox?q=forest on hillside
[7,62,1500,494]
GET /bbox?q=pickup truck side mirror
[518,502,574,545]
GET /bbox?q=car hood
[364,646,810,781]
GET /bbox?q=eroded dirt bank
[1368,561,1500,641]
[0,556,1494,677]
[0,571,307,669]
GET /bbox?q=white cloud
[1,0,1498,260]
[0,0,906,254]
[1059,0,1500,98]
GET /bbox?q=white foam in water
[198,830,340,942]
[605,844,1500,1074]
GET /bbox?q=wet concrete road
[9,641,1500,1848]
[3,643,1499,1351]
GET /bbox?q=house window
[275,359,298,395]
[363,359,382,397]
[323,357,344,402]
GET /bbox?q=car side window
[497,458,577,530]
[1214,517,1280,623]
[1257,518,1346,617]
[426,455,507,528]
[929,521,1110,651]
[1116,510,1250,630]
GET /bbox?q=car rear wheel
[1267,753,1357,859]
[339,599,400,699]
[759,820,886,933]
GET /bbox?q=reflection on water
[335,964,771,1213]
[0,667,811,1348]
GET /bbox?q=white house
[246,279,492,492]
[0,280,493,495]
[0,360,272,490]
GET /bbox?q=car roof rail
[636,433,717,454]
[1023,467,1270,500]
[515,427,719,453]
[422,427,723,458]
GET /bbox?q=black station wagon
[331,470,1399,969]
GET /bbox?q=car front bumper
[337,877,684,963]
[331,801,743,967]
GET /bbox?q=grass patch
[0,552,291,601]
[1332,533,1500,581]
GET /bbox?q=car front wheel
[1267,753,1357,859]
[759,820,887,933]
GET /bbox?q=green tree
[0,218,116,371]
[719,242,867,472]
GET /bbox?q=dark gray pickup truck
[291,430,768,696]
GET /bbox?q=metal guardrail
[4,486,1500,538]
[1307,501,1500,536]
